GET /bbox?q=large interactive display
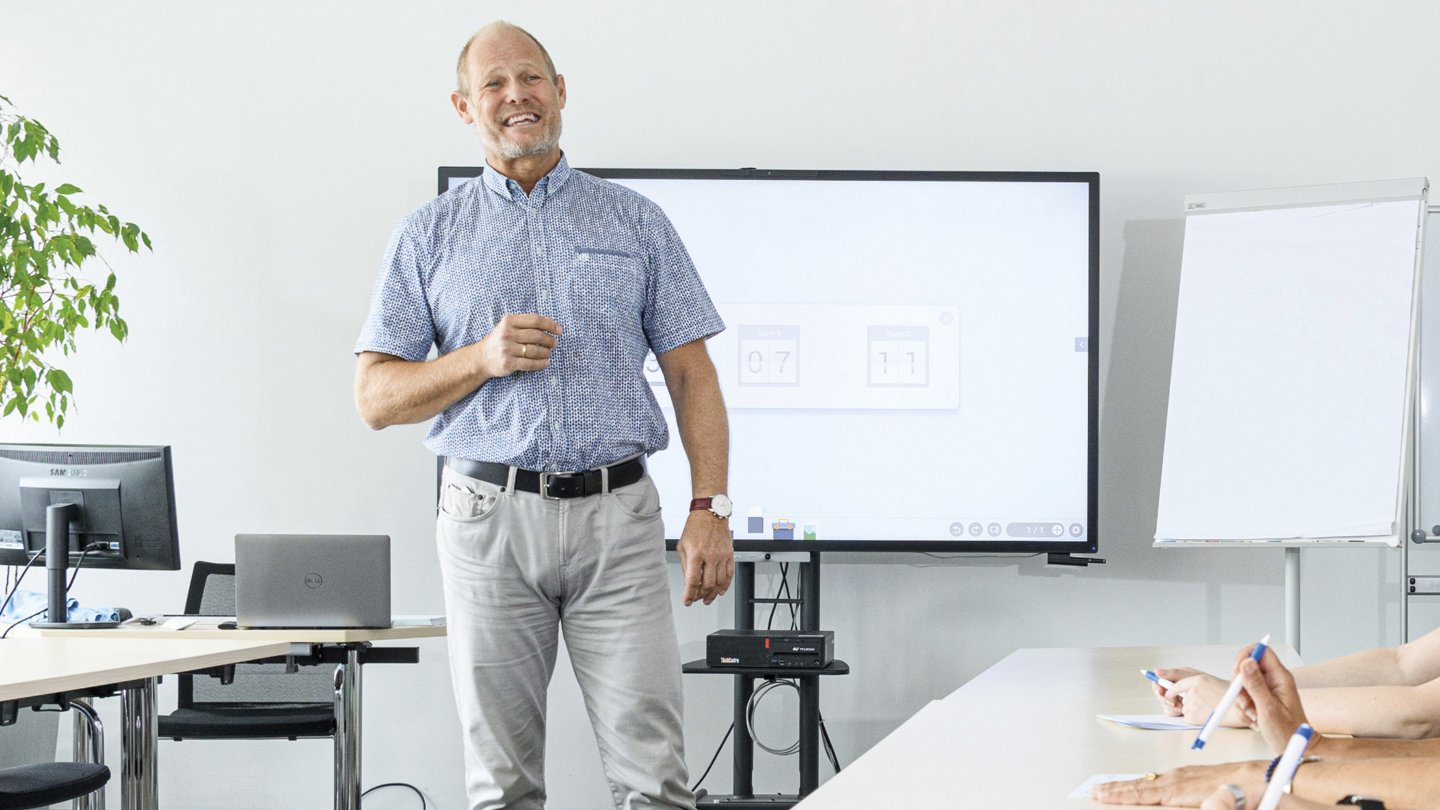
[438,167,1098,554]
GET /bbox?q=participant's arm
[354,314,559,429]
[1286,679,1440,739]
[1296,625,1440,688]
[1095,758,1440,808]
[656,338,732,607]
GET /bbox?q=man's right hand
[475,314,562,378]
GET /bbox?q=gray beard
[490,119,563,160]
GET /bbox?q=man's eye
[486,80,501,89]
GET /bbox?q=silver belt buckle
[539,472,574,500]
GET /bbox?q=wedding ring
[1222,783,1244,810]
[1143,773,1158,781]
[521,344,528,358]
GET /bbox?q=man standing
[354,22,734,810]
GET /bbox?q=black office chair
[0,762,109,810]
[157,562,335,741]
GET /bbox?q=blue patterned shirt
[356,156,725,471]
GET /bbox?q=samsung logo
[49,468,86,477]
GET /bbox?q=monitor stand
[29,502,120,630]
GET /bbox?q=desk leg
[798,675,818,795]
[333,648,363,810]
[120,677,157,810]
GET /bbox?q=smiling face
[452,25,566,173]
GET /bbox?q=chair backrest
[177,562,333,709]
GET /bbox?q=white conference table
[0,636,291,810]
[796,644,1300,809]
[41,619,447,810]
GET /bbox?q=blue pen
[1141,669,1178,691]
[1192,634,1270,750]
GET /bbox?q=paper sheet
[1097,714,1201,730]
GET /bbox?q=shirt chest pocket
[568,246,647,326]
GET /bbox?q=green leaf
[55,183,81,195]
[46,368,72,394]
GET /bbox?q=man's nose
[504,80,532,105]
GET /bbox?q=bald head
[456,22,557,99]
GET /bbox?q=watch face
[711,494,734,518]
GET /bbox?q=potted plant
[0,93,151,428]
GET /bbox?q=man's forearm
[354,348,488,430]
[1299,684,1440,739]
[1295,646,1408,688]
[1311,732,1440,759]
[662,345,728,495]
[1292,755,1440,807]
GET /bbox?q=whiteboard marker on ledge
[1192,634,1270,750]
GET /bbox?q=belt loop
[505,465,518,492]
[600,465,611,494]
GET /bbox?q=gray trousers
[436,464,695,810]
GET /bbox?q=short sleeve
[354,220,436,361]
[638,203,726,354]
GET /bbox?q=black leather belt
[444,456,646,500]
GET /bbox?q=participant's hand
[1090,761,1266,806]
[676,511,733,606]
[1152,667,1204,716]
[1234,646,1314,755]
[475,314,562,378]
[1169,670,1247,727]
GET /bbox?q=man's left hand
[1090,761,1266,806]
[676,511,733,606]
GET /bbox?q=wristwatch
[689,494,733,520]
[1336,798,1386,809]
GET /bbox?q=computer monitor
[0,443,181,628]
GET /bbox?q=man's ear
[451,91,475,124]
[555,74,567,109]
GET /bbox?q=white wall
[4,2,1440,807]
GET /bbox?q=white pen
[1192,634,1270,750]
[1141,669,1177,690]
[1257,723,1314,810]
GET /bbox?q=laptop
[235,534,392,629]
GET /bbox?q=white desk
[43,620,446,810]
[796,645,1301,809]
[0,636,291,810]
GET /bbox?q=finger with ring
[521,344,528,358]
[1143,773,1158,781]
[1222,783,1243,810]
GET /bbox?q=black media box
[706,629,835,669]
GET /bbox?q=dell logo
[303,572,323,589]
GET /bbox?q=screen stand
[1046,553,1107,567]
[29,502,120,630]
